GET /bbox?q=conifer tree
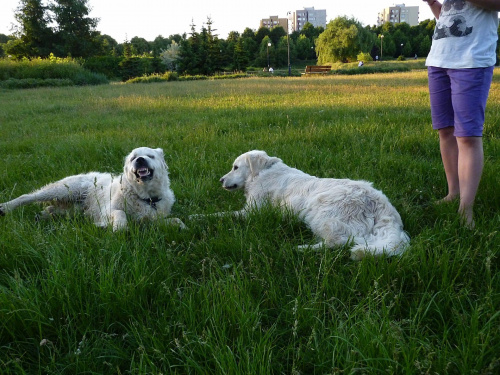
[50,0,99,57]
[10,0,53,57]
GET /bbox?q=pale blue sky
[0,0,434,42]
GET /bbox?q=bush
[332,64,410,75]
[0,78,74,89]
[356,52,373,63]
[163,71,178,81]
[0,55,108,88]
[82,56,123,79]
[124,72,250,84]
[126,74,166,84]
[119,57,166,81]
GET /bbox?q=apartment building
[291,7,327,32]
[377,4,419,26]
[260,16,288,30]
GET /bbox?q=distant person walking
[424,0,499,227]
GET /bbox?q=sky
[0,1,435,42]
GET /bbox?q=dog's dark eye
[233,165,238,171]
[148,155,155,159]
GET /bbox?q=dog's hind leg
[164,217,188,229]
[0,176,88,216]
[297,241,325,251]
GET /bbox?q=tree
[51,0,100,57]
[300,22,316,40]
[177,21,200,74]
[316,16,373,63]
[176,17,225,75]
[160,40,179,70]
[241,28,255,40]
[296,34,312,60]
[95,33,118,56]
[255,35,274,68]
[122,36,132,58]
[269,26,286,46]
[275,35,295,67]
[418,35,432,56]
[130,36,150,55]
[255,27,270,45]
[10,0,53,57]
[227,31,239,43]
[232,37,249,71]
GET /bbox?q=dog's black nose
[219,178,224,184]
[134,157,148,168]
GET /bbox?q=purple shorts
[427,66,494,137]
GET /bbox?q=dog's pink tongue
[138,168,150,177]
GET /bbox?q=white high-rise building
[292,7,327,32]
[377,4,419,26]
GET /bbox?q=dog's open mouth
[135,167,154,181]
[223,184,238,191]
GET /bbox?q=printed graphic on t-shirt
[433,0,473,40]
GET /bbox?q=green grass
[0,71,499,374]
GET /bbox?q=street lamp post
[380,34,384,61]
[287,11,291,76]
[267,42,271,69]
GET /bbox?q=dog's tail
[350,219,410,261]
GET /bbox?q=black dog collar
[142,197,162,210]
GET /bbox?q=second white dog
[0,147,185,231]
[219,150,410,260]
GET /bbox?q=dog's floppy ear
[155,148,168,170]
[246,151,281,177]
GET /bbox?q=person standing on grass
[424,0,499,227]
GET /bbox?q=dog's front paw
[167,217,188,230]
[350,248,367,261]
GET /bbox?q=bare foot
[459,207,475,229]
[435,194,459,205]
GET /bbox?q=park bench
[302,65,332,75]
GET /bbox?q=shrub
[357,52,373,63]
[119,57,167,81]
[332,64,410,75]
[0,55,108,88]
[82,56,123,79]
[71,71,109,85]
[213,73,248,80]
[126,74,166,84]
[163,71,178,81]
[0,78,74,89]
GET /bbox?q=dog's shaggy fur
[0,147,185,231]
[219,150,410,260]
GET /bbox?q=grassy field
[0,70,499,374]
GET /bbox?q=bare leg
[438,127,460,202]
[456,136,483,228]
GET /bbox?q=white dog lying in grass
[218,150,410,260]
[0,147,185,231]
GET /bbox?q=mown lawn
[0,71,499,374]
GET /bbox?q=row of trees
[171,17,436,75]
[316,17,436,64]
[4,0,100,58]
[1,0,442,76]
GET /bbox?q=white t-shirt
[426,0,498,68]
